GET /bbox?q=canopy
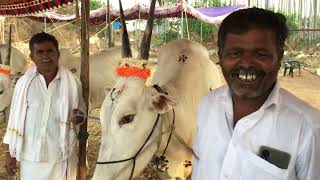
[26,2,245,25]
[0,0,75,16]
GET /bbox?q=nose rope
[92,84,175,180]
[96,114,161,180]
[76,113,100,121]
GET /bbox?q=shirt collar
[224,80,281,115]
[260,81,280,110]
[34,66,61,80]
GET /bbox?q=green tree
[56,0,103,14]
[90,0,103,10]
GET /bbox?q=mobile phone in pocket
[258,145,291,169]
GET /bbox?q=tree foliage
[56,0,103,14]
[90,0,103,10]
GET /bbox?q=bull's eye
[0,90,3,95]
[119,114,135,126]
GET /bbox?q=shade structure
[0,0,75,16]
[25,2,245,25]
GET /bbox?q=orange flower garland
[116,66,150,79]
[0,65,11,75]
[116,59,151,79]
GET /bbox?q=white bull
[76,36,102,51]
[59,47,137,112]
[0,44,28,122]
[92,39,223,179]
[0,44,129,121]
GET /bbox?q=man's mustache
[231,67,265,77]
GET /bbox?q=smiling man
[192,8,320,180]
[3,32,86,180]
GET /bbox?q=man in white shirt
[3,32,86,180]
[192,7,320,180]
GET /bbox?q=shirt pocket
[240,148,289,180]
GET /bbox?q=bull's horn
[119,0,132,58]
[5,24,12,66]
[138,0,156,60]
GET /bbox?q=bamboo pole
[200,21,203,44]
[313,0,317,45]
[107,0,112,47]
[44,17,47,32]
[1,19,4,44]
[14,18,19,42]
[78,0,89,179]
[181,8,184,39]
[5,24,11,66]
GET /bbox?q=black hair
[29,32,59,52]
[217,7,288,50]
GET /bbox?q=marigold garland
[0,65,11,75]
[116,66,150,79]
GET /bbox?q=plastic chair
[283,56,301,77]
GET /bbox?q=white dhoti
[20,152,78,180]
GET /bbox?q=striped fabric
[0,0,75,16]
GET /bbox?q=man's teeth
[43,59,50,62]
[238,73,257,81]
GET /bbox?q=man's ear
[149,93,176,114]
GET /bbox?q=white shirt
[192,82,320,180]
[21,69,84,162]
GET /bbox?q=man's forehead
[32,41,57,49]
[224,30,276,48]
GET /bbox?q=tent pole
[44,17,47,32]
[201,21,203,44]
[164,19,167,43]
[2,19,5,44]
[138,7,141,49]
[78,0,89,179]
[181,5,184,38]
[105,11,107,47]
[0,20,1,43]
[183,0,189,40]
[185,11,189,39]
[107,0,112,47]
[14,18,19,42]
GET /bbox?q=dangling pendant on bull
[151,155,169,172]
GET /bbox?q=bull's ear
[104,85,112,95]
[149,93,176,114]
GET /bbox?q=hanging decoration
[0,65,12,75]
[116,59,151,79]
[0,0,75,16]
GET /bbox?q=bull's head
[0,40,18,119]
[92,0,223,178]
[0,27,27,121]
[91,0,178,179]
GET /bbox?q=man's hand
[4,152,16,176]
[70,109,86,125]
